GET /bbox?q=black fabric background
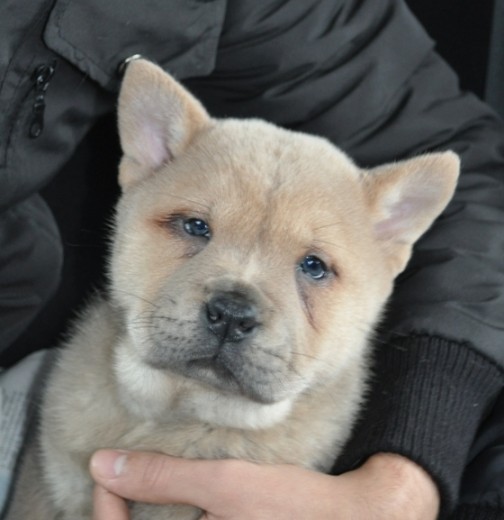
[407,0,494,99]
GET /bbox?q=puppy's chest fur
[30,299,364,520]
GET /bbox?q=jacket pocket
[0,0,58,171]
[43,0,227,92]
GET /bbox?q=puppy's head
[110,60,459,427]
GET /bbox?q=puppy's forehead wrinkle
[311,237,352,256]
[313,220,347,232]
[162,191,211,212]
[163,137,359,254]
[194,123,353,195]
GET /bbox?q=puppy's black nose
[206,294,259,343]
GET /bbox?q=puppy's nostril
[206,306,221,323]
[205,294,259,343]
[238,318,256,333]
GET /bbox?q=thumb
[89,449,239,512]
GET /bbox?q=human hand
[90,450,439,520]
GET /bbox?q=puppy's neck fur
[113,329,296,430]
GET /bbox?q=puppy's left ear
[117,59,210,189]
[363,151,460,276]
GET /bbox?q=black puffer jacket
[1,1,504,517]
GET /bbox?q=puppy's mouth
[186,356,237,386]
[146,347,278,405]
[183,354,275,404]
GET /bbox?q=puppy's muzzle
[205,293,260,343]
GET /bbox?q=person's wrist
[358,453,440,519]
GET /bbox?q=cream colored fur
[6,60,459,520]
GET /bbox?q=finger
[90,449,236,512]
[92,484,130,520]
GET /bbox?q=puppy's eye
[183,218,211,239]
[300,255,328,280]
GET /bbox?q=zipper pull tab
[29,61,57,139]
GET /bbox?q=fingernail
[90,450,128,479]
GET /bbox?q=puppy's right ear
[117,59,210,189]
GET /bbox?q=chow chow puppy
[6,59,459,519]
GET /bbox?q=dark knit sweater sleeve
[332,336,503,517]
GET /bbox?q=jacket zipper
[29,60,57,139]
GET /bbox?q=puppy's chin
[113,339,294,430]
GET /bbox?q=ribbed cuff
[332,335,503,518]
